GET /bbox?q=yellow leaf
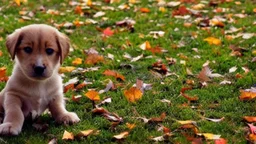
[85,90,100,101]
[15,0,20,6]
[62,130,74,140]
[59,66,76,73]
[204,37,221,45]
[113,131,129,140]
[87,0,92,6]
[72,58,82,66]
[159,7,166,13]
[126,123,136,130]
[197,133,221,140]
[177,120,196,125]
[78,129,94,137]
[124,87,143,103]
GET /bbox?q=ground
[0,0,256,143]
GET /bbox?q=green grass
[0,0,256,143]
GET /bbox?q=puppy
[0,24,80,135]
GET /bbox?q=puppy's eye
[46,48,54,55]
[24,47,33,54]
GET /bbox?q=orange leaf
[75,6,83,15]
[249,134,256,141]
[103,70,125,81]
[239,90,256,100]
[140,8,150,13]
[124,87,143,103]
[0,67,7,78]
[148,112,166,123]
[204,37,221,45]
[85,54,104,65]
[62,130,74,140]
[113,131,129,140]
[0,50,2,57]
[126,123,136,130]
[64,84,75,93]
[172,6,190,16]
[180,87,199,102]
[140,41,151,50]
[103,27,114,36]
[75,82,86,90]
[244,116,256,123]
[77,129,94,137]
[72,95,82,102]
[85,90,100,101]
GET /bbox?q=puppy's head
[6,24,70,81]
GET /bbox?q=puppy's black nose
[34,66,46,76]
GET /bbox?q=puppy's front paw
[56,112,80,124]
[0,122,21,135]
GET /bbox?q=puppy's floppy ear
[6,29,22,60]
[56,32,70,64]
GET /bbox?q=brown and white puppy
[0,24,80,135]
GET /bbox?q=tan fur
[0,24,80,135]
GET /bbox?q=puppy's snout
[34,66,46,76]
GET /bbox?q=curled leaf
[113,131,129,140]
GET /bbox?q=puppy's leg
[49,95,80,124]
[0,94,23,135]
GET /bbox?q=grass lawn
[0,0,256,143]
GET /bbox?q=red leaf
[103,27,114,36]
[215,138,227,144]
[172,6,190,17]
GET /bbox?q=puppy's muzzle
[34,65,46,76]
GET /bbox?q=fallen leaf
[126,123,136,130]
[180,87,199,102]
[148,112,166,123]
[0,50,3,57]
[48,138,57,144]
[244,116,256,123]
[72,58,82,66]
[0,67,7,78]
[215,138,227,144]
[96,97,112,107]
[59,66,76,73]
[239,89,256,100]
[140,41,151,50]
[197,133,221,140]
[103,70,125,81]
[113,131,129,140]
[76,129,94,138]
[72,95,82,102]
[92,107,110,115]
[204,37,221,45]
[99,80,114,94]
[62,130,74,140]
[140,8,150,13]
[172,6,190,16]
[204,117,225,122]
[124,87,143,103]
[85,90,100,101]
[177,120,197,125]
[85,53,104,65]
[248,123,256,134]
[103,27,114,36]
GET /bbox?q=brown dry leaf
[75,82,86,90]
[59,66,76,73]
[85,54,104,65]
[203,37,221,45]
[244,116,256,123]
[172,6,190,16]
[124,87,143,103]
[113,131,129,140]
[85,90,100,101]
[180,87,199,102]
[147,46,163,54]
[62,130,74,140]
[72,95,82,102]
[92,107,110,115]
[72,58,82,66]
[103,70,125,81]
[148,112,166,123]
[151,61,168,75]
